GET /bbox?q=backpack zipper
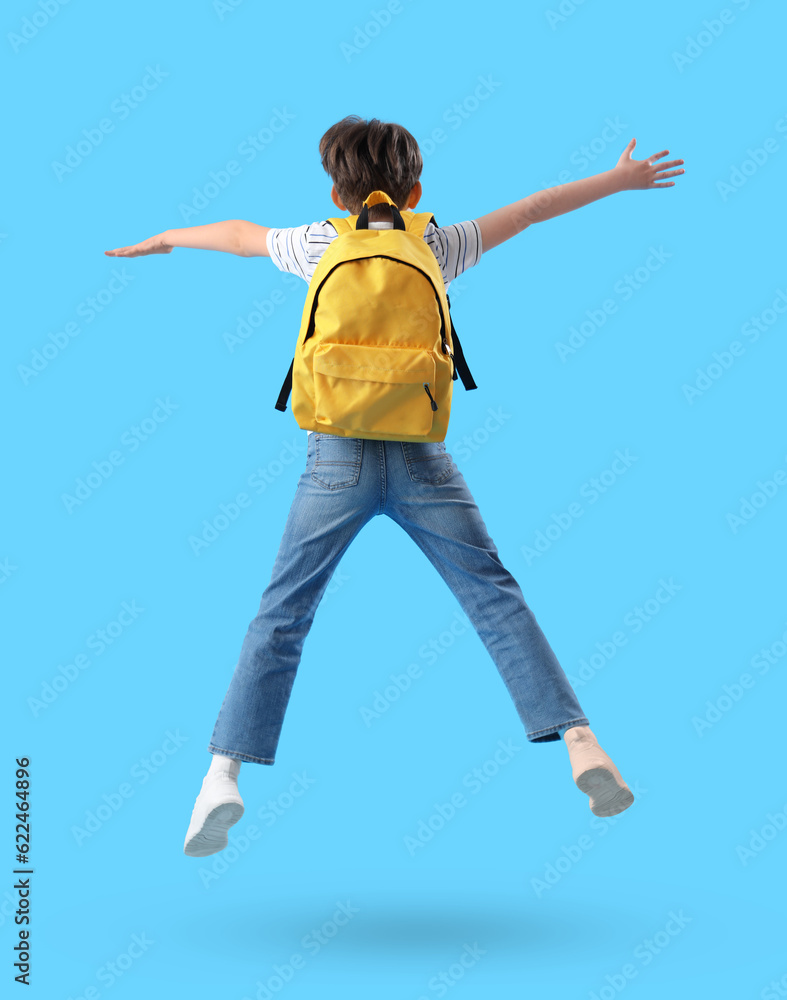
[423,382,438,411]
[302,254,449,355]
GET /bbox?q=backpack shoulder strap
[405,210,433,239]
[425,211,478,392]
[326,216,355,235]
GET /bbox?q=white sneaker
[183,773,244,857]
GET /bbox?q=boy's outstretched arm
[105,220,272,258]
[476,138,685,254]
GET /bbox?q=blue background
[4,1,786,997]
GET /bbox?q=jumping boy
[106,115,684,858]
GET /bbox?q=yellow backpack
[274,190,477,442]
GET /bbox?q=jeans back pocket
[401,440,454,485]
[312,434,363,490]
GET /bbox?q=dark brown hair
[319,115,423,221]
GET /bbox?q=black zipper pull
[423,383,438,411]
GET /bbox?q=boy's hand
[614,138,685,191]
[104,233,173,257]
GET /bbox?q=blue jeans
[208,434,589,764]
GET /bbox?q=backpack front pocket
[312,342,438,436]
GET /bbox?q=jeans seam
[379,440,386,514]
[527,717,588,737]
[208,744,274,765]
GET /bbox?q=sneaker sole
[184,801,245,857]
[575,766,634,817]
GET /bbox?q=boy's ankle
[563,725,594,743]
[207,754,241,780]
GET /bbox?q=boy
[106,116,684,858]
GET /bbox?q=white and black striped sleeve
[265,221,338,282]
[423,219,483,285]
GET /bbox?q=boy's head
[319,115,423,222]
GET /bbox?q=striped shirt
[265,217,483,435]
[265,218,483,289]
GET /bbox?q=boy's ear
[330,185,347,211]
